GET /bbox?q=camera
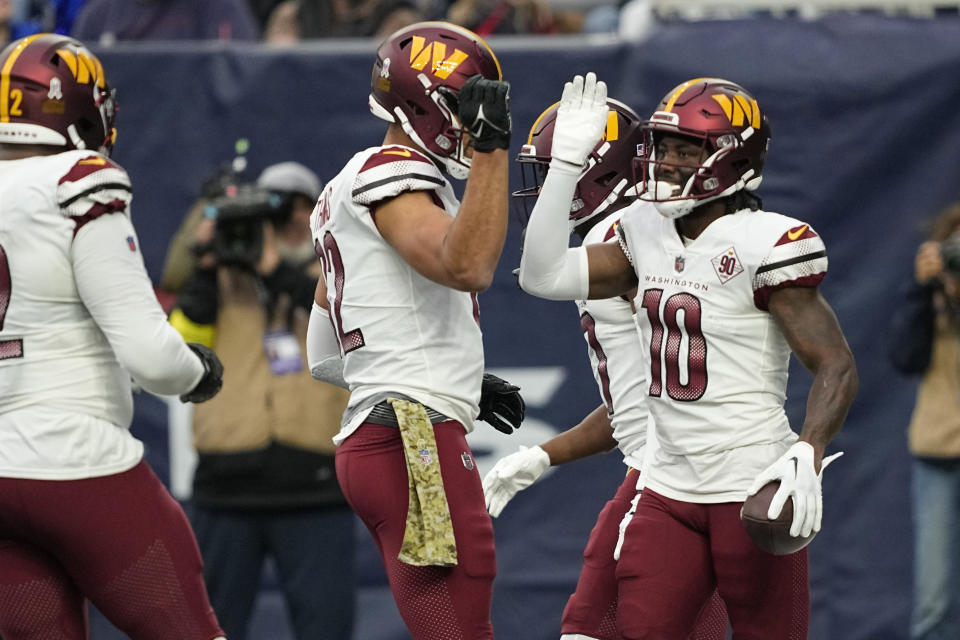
[941,236,960,277]
[206,184,294,267]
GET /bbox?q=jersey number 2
[640,288,706,401]
[320,231,365,354]
[0,244,23,359]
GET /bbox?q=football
[740,481,816,555]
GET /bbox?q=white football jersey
[577,210,650,471]
[617,202,827,502]
[0,150,203,480]
[311,144,483,445]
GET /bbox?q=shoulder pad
[351,146,445,207]
[57,153,132,220]
[753,222,828,310]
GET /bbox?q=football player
[484,98,728,640]
[517,73,858,638]
[0,35,225,639]
[305,21,522,639]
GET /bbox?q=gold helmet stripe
[525,101,560,145]
[1,34,44,123]
[663,77,709,113]
[605,110,619,141]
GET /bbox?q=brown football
[740,480,816,555]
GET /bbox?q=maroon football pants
[615,489,809,640]
[0,460,223,640]
[336,421,497,640]
[561,469,729,640]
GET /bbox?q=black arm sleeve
[888,279,937,374]
[260,261,317,312]
[175,267,220,324]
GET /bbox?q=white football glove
[482,445,551,518]
[747,441,844,538]
[550,72,609,169]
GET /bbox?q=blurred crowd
[0,0,608,45]
[4,0,953,46]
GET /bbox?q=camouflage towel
[389,398,458,567]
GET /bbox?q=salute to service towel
[389,398,458,566]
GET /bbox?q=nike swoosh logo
[787,225,808,241]
[383,148,411,157]
[78,157,107,165]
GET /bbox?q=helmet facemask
[637,120,763,219]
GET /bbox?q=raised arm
[375,76,512,292]
[516,73,637,301]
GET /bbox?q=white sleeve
[307,303,347,388]
[517,159,590,301]
[72,213,204,396]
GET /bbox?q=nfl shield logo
[418,440,432,465]
[461,452,474,471]
[675,255,685,273]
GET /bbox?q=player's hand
[747,441,843,538]
[482,445,551,517]
[478,373,525,434]
[449,75,511,153]
[551,72,609,168]
[180,343,224,403]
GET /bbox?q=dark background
[93,14,960,638]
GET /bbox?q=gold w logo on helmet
[408,36,468,80]
[711,93,760,129]
[56,48,106,88]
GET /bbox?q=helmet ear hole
[406,100,427,117]
[595,170,618,187]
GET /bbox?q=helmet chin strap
[391,105,471,180]
[67,124,86,150]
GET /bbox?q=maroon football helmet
[0,34,117,156]
[369,21,502,180]
[636,77,770,219]
[514,98,643,229]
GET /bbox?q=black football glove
[449,75,511,153]
[180,343,224,403]
[478,373,525,435]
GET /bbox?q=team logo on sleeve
[711,246,744,284]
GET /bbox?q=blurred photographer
[888,201,960,640]
[168,161,355,640]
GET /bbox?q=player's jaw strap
[389,398,458,566]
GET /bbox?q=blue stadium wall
[96,14,960,639]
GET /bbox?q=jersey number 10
[640,288,707,402]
